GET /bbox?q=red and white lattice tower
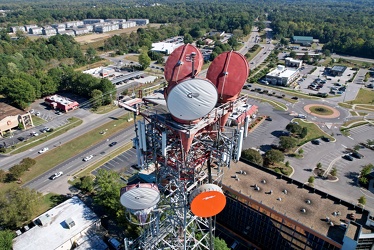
[120,44,254,250]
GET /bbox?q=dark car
[311,139,320,145]
[350,151,364,159]
[109,142,118,147]
[265,116,273,121]
[18,137,25,141]
[291,96,299,100]
[321,137,330,142]
[342,154,354,161]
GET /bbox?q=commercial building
[44,95,79,112]
[285,57,303,68]
[58,30,75,36]
[64,21,84,28]
[13,196,105,250]
[128,18,149,26]
[24,24,38,33]
[29,27,43,35]
[292,36,314,46]
[72,27,90,36]
[266,65,300,86]
[0,103,33,137]
[217,160,374,250]
[151,42,184,55]
[10,26,26,33]
[330,66,347,76]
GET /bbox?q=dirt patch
[304,104,340,118]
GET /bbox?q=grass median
[293,118,334,145]
[247,94,287,111]
[9,114,137,185]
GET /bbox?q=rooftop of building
[267,66,298,78]
[285,57,302,63]
[45,94,78,106]
[331,65,347,72]
[13,196,100,250]
[293,35,313,41]
[0,102,27,120]
[221,160,371,244]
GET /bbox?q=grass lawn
[93,104,119,114]
[75,59,110,71]
[341,119,368,128]
[293,119,334,145]
[338,102,353,109]
[346,89,374,105]
[9,115,136,184]
[124,54,139,62]
[309,106,334,116]
[8,117,83,155]
[32,116,47,126]
[270,162,293,176]
[246,47,262,62]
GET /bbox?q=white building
[121,21,136,29]
[128,18,149,26]
[13,196,103,250]
[11,26,26,33]
[43,27,57,36]
[29,27,43,35]
[285,57,303,68]
[81,24,94,32]
[24,24,38,33]
[105,19,126,24]
[65,21,84,28]
[94,23,120,33]
[151,42,184,55]
[73,27,90,36]
[58,30,75,36]
[266,65,300,86]
[83,19,104,25]
[51,23,66,29]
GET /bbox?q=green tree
[255,21,266,32]
[264,149,284,165]
[86,47,97,61]
[0,230,14,250]
[316,162,322,169]
[183,34,194,44]
[289,51,296,58]
[286,123,302,134]
[358,196,366,205]
[0,170,6,183]
[361,164,373,177]
[279,136,298,151]
[139,51,151,69]
[79,176,94,193]
[0,187,42,228]
[300,127,308,138]
[2,78,36,109]
[90,89,103,110]
[298,148,304,155]
[330,167,337,177]
[214,237,230,250]
[94,169,123,216]
[308,176,315,184]
[241,148,263,166]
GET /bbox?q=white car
[50,171,63,180]
[38,147,49,154]
[296,114,306,119]
[83,155,93,162]
[35,111,41,116]
[29,109,35,114]
[30,131,39,136]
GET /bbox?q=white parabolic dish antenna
[120,183,160,210]
[166,78,218,121]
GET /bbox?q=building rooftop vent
[65,217,76,229]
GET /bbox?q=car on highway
[342,154,354,161]
[311,139,320,145]
[38,147,49,154]
[109,141,118,147]
[83,155,93,162]
[50,171,63,180]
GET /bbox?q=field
[74,23,162,45]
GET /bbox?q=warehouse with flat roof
[292,36,313,46]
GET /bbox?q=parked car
[83,155,93,161]
[265,116,272,121]
[50,171,63,180]
[18,137,25,141]
[29,109,35,114]
[321,136,330,142]
[30,131,39,136]
[108,238,121,250]
[342,154,354,161]
[311,139,320,145]
[350,151,364,159]
[35,111,41,116]
[38,147,49,154]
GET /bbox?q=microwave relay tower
[120,44,254,250]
